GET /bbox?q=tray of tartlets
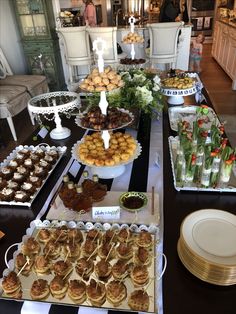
[75,107,134,131]
[0,219,161,313]
[160,73,200,96]
[72,132,142,168]
[0,145,67,207]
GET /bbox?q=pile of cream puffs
[1,227,156,311]
[79,66,124,93]
[77,132,138,167]
[122,32,144,44]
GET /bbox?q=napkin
[21,301,51,314]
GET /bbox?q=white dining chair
[56,26,93,91]
[147,22,184,70]
[86,27,119,65]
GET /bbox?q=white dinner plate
[181,209,236,266]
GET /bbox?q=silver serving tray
[75,108,134,131]
[168,105,221,132]
[0,145,67,207]
[168,136,236,192]
[0,219,160,313]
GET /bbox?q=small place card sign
[68,159,80,177]
[38,127,48,139]
[92,206,120,220]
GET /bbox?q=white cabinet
[212,21,236,90]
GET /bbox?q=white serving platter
[168,105,221,132]
[168,136,236,193]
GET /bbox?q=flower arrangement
[86,69,164,119]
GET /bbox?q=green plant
[87,69,164,118]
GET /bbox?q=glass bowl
[119,191,148,212]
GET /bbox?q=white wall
[0,0,27,74]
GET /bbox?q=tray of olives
[0,219,162,313]
[0,145,67,207]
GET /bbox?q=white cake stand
[28,91,80,139]
[160,85,198,105]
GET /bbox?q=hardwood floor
[0,43,235,161]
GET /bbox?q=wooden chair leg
[6,116,17,141]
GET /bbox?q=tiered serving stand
[74,38,141,178]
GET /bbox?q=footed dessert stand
[73,38,141,178]
[160,73,202,105]
[28,91,80,139]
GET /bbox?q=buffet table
[0,88,236,314]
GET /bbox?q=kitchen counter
[212,20,236,90]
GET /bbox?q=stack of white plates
[177,209,236,286]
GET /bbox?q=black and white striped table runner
[5,114,164,314]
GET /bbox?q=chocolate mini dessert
[39,160,52,171]
[18,148,30,157]
[120,58,146,65]
[46,149,58,161]
[15,152,26,164]
[16,165,29,177]
[21,182,36,195]
[44,154,55,164]
[29,152,40,163]
[34,148,45,158]
[33,165,46,178]
[8,159,19,171]
[0,166,14,180]
[27,175,42,188]
[14,191,30,202]
[12,172,25,183]
[0,177,7,189]
[0,188,15,201]
[23,158,34,170]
